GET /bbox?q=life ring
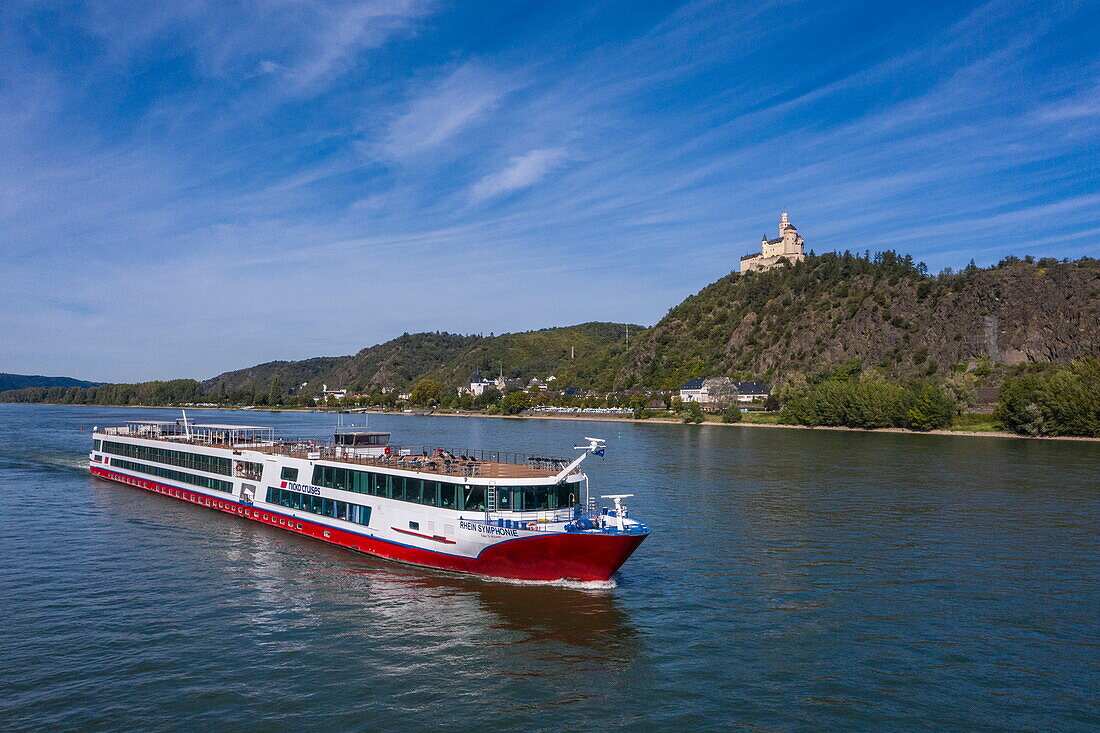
[526,522,538,531]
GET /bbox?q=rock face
[562,255,1100,390]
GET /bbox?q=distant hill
[0,373,102,391]
[203,322,640,394]
[556,253,1100,390]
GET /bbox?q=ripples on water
[0,405,1097,730]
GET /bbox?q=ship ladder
[485,486,497,517]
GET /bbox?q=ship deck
[99,423,576,481]
[249,444,562,480]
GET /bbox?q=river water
[1,404,1097,730]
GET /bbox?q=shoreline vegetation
[4,354,1096,438]
[8,401,1098,442]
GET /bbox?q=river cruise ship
[88,418,649,582]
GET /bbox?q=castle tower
[741,212,807,273]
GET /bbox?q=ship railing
[474,507,576,531]
[398,446,570,472]
[256,442,574,476]
[246,443,558,479]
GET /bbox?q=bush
[779,378,959,431]
[994,358,1100,437]
[681,401,705,424]
[721,405,742,423]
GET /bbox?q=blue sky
[1,0,1097,382]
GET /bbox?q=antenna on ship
[181,410,192,440]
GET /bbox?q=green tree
[409,379,447,406]
[995,358,1100,437]
[681,400,704,424]
[906,385,955,430]
[500,390,531,415]
[473,388,501,410]
[721,404,742,423]
[268,378,283,406]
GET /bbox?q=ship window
[281,467,298,482]
[461,486,485,511]
[266,486,372,526]
[101,441,232,476]
[106,458,233,493]
[440,484,457,509]
[409,521,419,531]
[94,440,102,451]
[421,481,440,507]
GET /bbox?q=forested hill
[203,322,639,395]
[0,373,101,391]
[556,253,1100,390]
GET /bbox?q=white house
[679,378,708,403]
[734,381,771,402]
[680,377,771,406]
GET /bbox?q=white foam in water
[476,574,618,591]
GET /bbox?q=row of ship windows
[100,441,232,476]
[310,465,579,511]
[145,482,310,532]
[108,458,234,493]
[265,487,372,526]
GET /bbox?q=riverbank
[10,401,1097,442]
[416,409,1100,442]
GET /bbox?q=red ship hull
[91,465,647,582]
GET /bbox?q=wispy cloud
[375,62,516,159]
[469,148,567,203]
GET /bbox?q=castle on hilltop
[740,212,806,273]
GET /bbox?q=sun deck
[250,444,563,479]
[97,421,574,481]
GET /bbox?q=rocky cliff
[558,254,1100,390]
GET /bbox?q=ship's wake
[478,575,618,591]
